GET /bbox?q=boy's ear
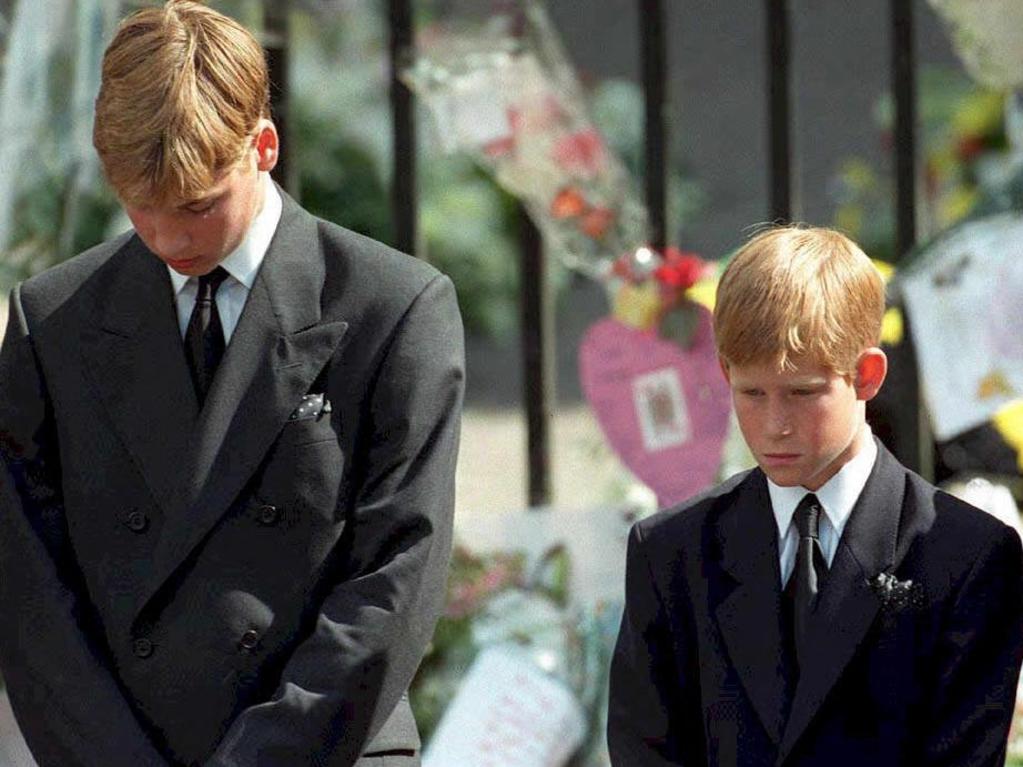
[718,357,731,384]
[253,119,279,172]
[854,347,887,401]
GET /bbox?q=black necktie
[784,493,828,674]
[185,266,229,405]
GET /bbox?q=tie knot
[794,494,821,539]
[197,266,230,298]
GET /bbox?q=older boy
[608,226,1023,766]
[0,2,463,765]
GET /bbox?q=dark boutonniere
[868,572,925,612]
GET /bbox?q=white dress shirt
[768,428,878,588]
[168,174,283,342]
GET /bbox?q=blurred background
[4,0,1023,764]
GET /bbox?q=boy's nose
[766,403,792,437]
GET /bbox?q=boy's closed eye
[186,200,217,215]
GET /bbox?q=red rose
[653,247,705,290]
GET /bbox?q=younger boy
[607,226,1023,766]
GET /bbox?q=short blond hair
[713,225,885,376]
[93,0,270,205]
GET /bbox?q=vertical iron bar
[519,209,553,507]
[641,0,667,251]
[892,0,916,259]
[265,1,295,194]
[766,0,791,222]
[888,0,931,479]
[389,0,418,257]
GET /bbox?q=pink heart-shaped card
[579,307,732,509]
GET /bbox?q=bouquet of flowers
[411,543,621,766]
[403,0,647,279]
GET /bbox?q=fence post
[886,0,933,480]
[519,210,553,508]
[766,0,791,222]
[641,0,668,250]
[388,0,419,257]
[265,0,296,194]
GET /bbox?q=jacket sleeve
[921,524,1023,767]
[0,285,169,767]
[206,274,464,767]
[607,523,692,766]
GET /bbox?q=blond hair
[93,0,270,205]
[713,225,885,376]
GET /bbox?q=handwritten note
[901,212,1023,440]
[423,646,587,767]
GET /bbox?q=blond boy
[608,225,1023,766]
[0,2,463,765]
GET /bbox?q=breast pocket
[276,392,337,450]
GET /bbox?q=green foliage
[2,168,120,292]
[293,104,394,245]
[420,157,523,339]
[830,67,1010,262]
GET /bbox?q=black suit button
[238,630,260,652]
[132,637,154,659]
[257,504,279,526]
[125,510,149,533]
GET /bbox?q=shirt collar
[167,174,282,295]
[768,427,878,542]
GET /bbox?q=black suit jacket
[0,190,464,766]
[608,441,1023,766]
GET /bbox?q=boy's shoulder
[631,468,760,557]
[16,230,137,319]
[902,467,1020,564]
[279,192,452,322]
[299,199,443,292]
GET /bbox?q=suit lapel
[714,469,791,746]
[777,441,906,763]
[80,238,199,519]
[139,193,348,612]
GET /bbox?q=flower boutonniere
[868,572,925,612]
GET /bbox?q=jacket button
[257,505,279,526]
[238,630,260,652]
[132,637,154,659]
[125,510,149,533]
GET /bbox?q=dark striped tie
[185,266,229,406]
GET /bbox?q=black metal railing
[275,0,930,500]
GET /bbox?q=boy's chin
[759,463,818,490]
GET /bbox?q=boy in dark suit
[608,225,1023,766]
[0,2,463,765]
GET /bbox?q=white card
[901,212,1023,440]
[632,367,692,452]
[423,645,587,767]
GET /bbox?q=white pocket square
[288,393,331,421]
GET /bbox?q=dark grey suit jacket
[608,441,1023,766]
[0,190,464,766]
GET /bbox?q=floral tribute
[410,543,621,766]
[606,245,715,337]
[928,0,1023,92]
[402,0,648,279]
